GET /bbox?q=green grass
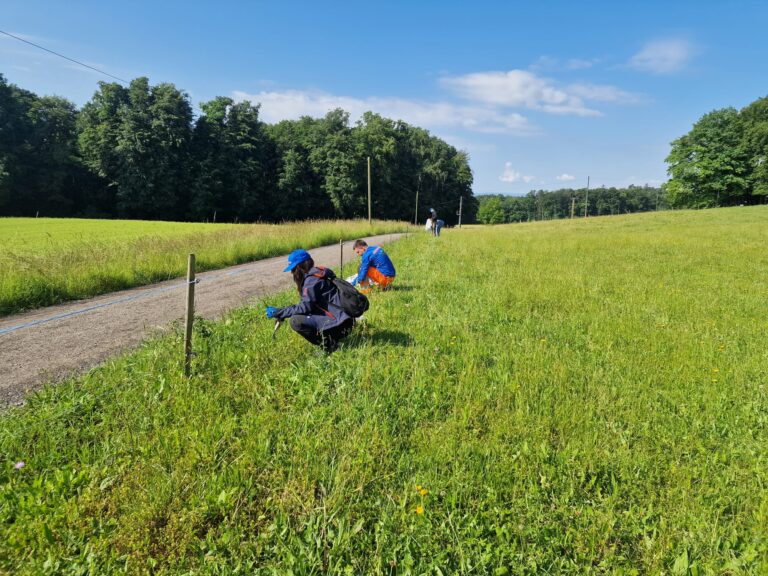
[2,207,768,574]
[0,217,408,315]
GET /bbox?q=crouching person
[266,249,354,353]
[350,239,396,293]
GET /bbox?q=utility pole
[584,176,590,218]
[367,156,372,225]
[458,196,463,228]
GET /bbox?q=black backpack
[316,269,369,318]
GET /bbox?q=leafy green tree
[311,109,361,217]
[740,96,768,200]
[0,75,82,216]
[77,81,129,213]
[191,97,278,222]
[26,96,81,215]
[477,196,505,223]
[267,116,333,220]
[189,96,232,221]
[3,73,477,223]
[115,78,193,218]
[78,78,193,219]
[0,75,36,213]
[665,108,749,207]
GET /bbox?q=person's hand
[266,306,280,319]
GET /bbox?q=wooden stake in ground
[339,239,343,273]
[184,253,196,377]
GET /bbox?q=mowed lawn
[0,217,408,315]
[1,208,767,574]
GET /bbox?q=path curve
[0,234,403,407]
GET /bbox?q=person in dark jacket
[266,249,354,353]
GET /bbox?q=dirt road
[0,234,403,407]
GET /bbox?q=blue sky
[3,0,767,195]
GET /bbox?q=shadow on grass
[387,284,414,292]
[347,328,414,348]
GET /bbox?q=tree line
[476,185,665,224]
[0,74,476,224]
[665,95,768,207]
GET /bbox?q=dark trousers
[289,315,354,352]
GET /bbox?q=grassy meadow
[0,218,408,315]
[1,207,768,574]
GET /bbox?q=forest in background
[476,185,664,224]
[0,74,476,224]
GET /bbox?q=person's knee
[289,316,304,331]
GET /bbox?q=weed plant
[0,218,407,315]
[1,208,767,574]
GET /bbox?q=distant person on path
[429,208,444,237]
[349,239,396,292]
[266,249,354,353]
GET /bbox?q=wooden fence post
[184,253,196,377]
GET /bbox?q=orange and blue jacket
[351,245,396,285]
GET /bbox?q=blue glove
[266,306,280,319]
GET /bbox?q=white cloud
[442,69,636,116]
[628,39,694,74]
[566,58,598,70]
[567,83,639,103]
[443,70,598,116]
[556,173,576,181]
[233,89,537,135]
[530,56,558,71]
[500,162,534,183]
[531,56,598,71]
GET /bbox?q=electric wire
[0,28,129,84]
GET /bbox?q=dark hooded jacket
[274,266,351,329]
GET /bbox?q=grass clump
[1,207,768,574]
[0,217,408,315]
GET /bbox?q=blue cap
[283,249,312,272]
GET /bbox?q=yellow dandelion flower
[415,484,422,492]
[419,488,428,496]
[415,505,424,514]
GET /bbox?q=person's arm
[274,278,321,319]
[355,250,373,285]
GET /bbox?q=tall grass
[0,218,408,315]
[1,207,767,574]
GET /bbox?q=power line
[0,29,129,84]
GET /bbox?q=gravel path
[0,234,403,407]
